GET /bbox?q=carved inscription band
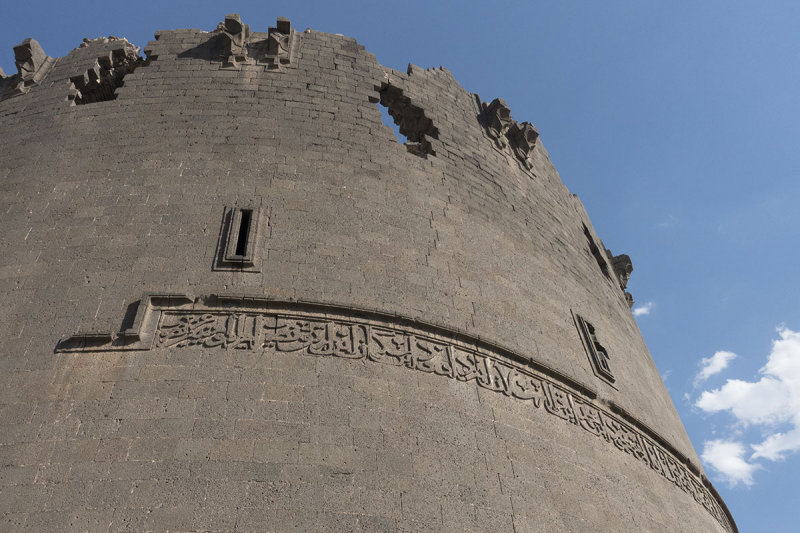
[57,297,735,532]
[156,309,731,531]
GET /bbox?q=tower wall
[0,17,735,532]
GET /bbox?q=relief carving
[219,13,251,68]
[481,98,539,170]
[608,251,635,308]
[12,38,55,95]
[54,295,734,532]
[609,251,633,290]
[508,121,539,170]
[265,17,292,69]
[485,98,513,148]
[214,15,295,71]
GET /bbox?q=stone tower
[0,14,736,532]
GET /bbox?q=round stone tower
[0,14,735,532]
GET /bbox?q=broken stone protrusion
[482,97,539,170]
[68,38,141,105]
[219,13,251,69]
[266,17,292,68]
[12,38,55,95]
[508,121,539,170]
[213,15,295,71]
[624,291,634,308]
[609,251,633,290]
[607,250,634,308]
[486,98,513,148]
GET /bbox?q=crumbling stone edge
[56,294,737,532]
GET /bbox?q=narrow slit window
[216,206,261,271]
[574,313,616,385]
[234,209,252,256]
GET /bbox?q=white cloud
[751,427,800,461]
[694,351,737,385]
[694,327,800,483]
[632,302,654,317]
[701,439,759,487]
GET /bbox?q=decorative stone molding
[482,97,539,170]
[218,13,251,69]
[608,250,635,308]
[609,250,633,290]
[485,98,513,149]
[213,14,296,71]
[508,121,539,170]
[264,17,293,69]
[55,293,192,352]
[54,294,735,533]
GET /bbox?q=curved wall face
[0,17,734,532]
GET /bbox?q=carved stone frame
[573,311,617,389]
[213,206,262,272]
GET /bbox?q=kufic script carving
[153,308,731,530]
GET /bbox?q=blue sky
[3,1,798,530]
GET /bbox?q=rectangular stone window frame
[214,206,262,272]
[572,311,617,388]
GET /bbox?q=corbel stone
[485,98,513,148]
[12,38,55,94]
[508,121,539,169]
[263,17,293,69]
[219,13,251,69]
[606,250,634,308]
[483,98,539,169]
[609,252,633,290]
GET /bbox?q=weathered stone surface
[67,37,141,105]
[0,14,735,533]
[11,37,54,94]
[218,13,251,68]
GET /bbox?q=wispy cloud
[656,213,679,229]
[695,327,800,485]
[701,440,759,487]
[694,351,737,385]
[632,302,654,317]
